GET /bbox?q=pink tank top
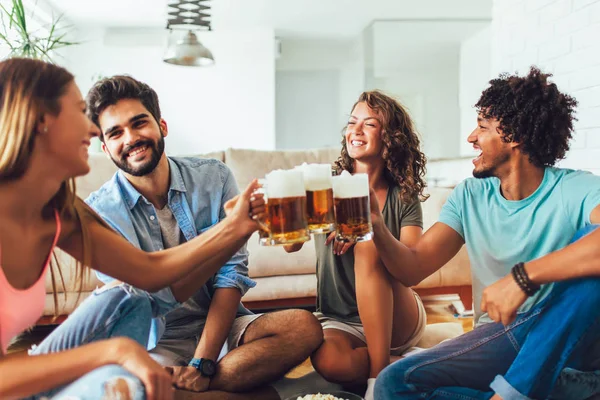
[0,210,61,354]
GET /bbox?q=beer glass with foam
[264,169,310,245]
[332,171,373,242]
[297,163,336,234]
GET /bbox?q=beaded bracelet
[511,262,540,297]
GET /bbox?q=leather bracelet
[511,262,540,297]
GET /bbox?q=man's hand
[223,179,264,235]
[481,273,528,326]
[170,366,210,392]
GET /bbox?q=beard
[110,134,165,177]
[473,152,510,179]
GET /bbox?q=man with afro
[372,67,600,399]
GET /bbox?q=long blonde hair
[0,58,95,316]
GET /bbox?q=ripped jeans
[28,284,154,400]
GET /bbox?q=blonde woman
[0,58,262,400]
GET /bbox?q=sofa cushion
[45,249,103,293]
[247,232,317,278]
[241,274,317,303]
[76,153,119,199]
[225,147,340,189]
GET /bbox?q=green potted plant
[0,0,77,62]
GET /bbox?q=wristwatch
[188,358,217,378]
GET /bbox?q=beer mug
[332,171,373,242]
[263,169,311,245]
[296,163,336,234]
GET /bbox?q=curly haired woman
[284,91,429,399]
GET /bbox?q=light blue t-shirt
[439,167,600,326]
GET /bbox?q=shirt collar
[116,157,187,210]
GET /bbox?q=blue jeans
[28,284,154,399]
[375,225,600,400]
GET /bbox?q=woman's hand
[111,338,174,400]
[325,231,355,255]
[224,179,264,235]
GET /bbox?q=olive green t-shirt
[315,185,423,324]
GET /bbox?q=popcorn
[296,394,349,400]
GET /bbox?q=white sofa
[42,148,472,318]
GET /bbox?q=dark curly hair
[334,90,428,202]
[475,66,577,167]
[86,75,162,142]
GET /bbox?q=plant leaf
[0,0,78,61]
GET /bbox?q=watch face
[201,359,216,377]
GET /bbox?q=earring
[43,126,48,133]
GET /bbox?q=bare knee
[354,257,389,282]
[275,309,324,349]
[311,344,357,384]
[293,310,324,348]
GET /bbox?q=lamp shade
[163,30,214,67]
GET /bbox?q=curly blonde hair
[334,90,428,202]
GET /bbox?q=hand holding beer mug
[332,171,373,242]
[262,169,311,245]
[297,163,336,234]
[252,179,273,246]
[325,230,355,255]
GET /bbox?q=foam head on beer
[265,169,306,199]
[332,171,370,199]
[296,163,333,191]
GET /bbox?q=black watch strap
[188,358,217,378]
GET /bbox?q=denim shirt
[86,157,255,348]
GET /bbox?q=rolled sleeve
[213,244,256,296]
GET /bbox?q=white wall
[369,61,461,161]
[459,26,492,157]
[431,0,600,186]
[62,27,276,155]
[275,39,364,150]
[367,21,491,161]
[492,0,600,175]
[276,70,341,149]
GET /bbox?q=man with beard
[371,67,600,400]
[85,76,323,399]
